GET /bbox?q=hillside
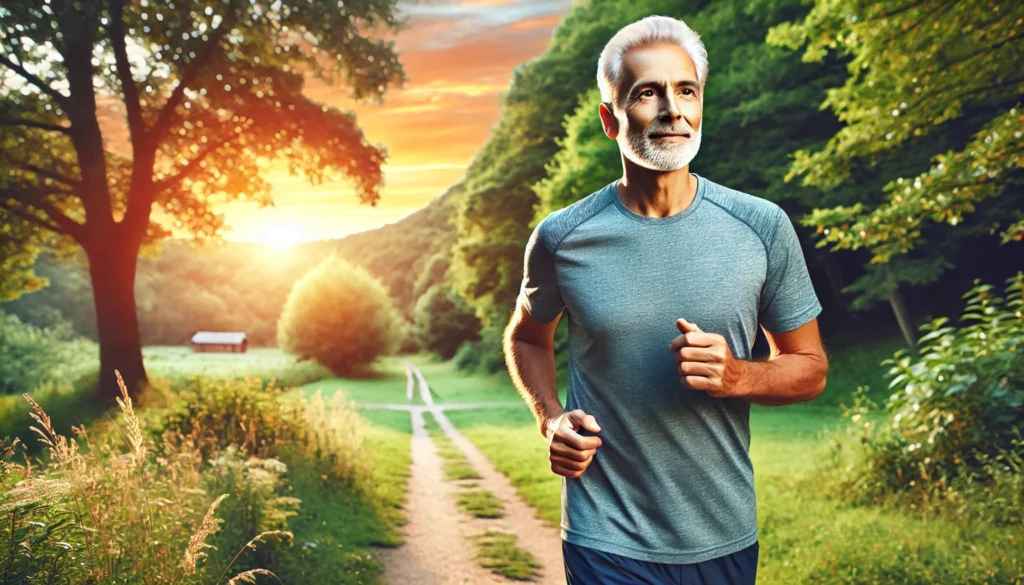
[2,184,462,347]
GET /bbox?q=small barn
[191,331,248,353]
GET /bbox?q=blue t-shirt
[517,174,822,564]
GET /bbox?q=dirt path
[373,361,565,585]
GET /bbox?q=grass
[457,490,506,518]
[2,350,418,585]
[286,408,414,550]
[3,346,336,451]
[421,410,483,481]
[397,358,546,405]
[469,530,542,581]
[144,346,333,387]
[298,355,428,405]
[443,334,1024,585]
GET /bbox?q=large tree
[0,0,404,399]
[768,0,1023,348]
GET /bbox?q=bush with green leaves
[825,271,1023,523]
[277,254,402,375]
[0,310,96,395]
[412,283,482,360]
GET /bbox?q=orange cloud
[508,14,563,30]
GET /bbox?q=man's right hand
[544,409,603,479]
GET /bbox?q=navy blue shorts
[563,539,759,585]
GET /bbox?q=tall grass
[2,369,404,584]
[1,371,281,584]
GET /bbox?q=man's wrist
[727,357,754,398]
[540,408,567,440]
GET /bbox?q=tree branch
[0,54,71,109]
[107,0,146,149]
[149,5,237,142]
[152,132,238,195]
[0,199,65,237]
[900,0,957,34]
[4,157,81,189]
[0,187,85,241]
[0,117,72,135]
[866,0,935,22]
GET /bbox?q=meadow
[435,337,1024,585]
[1,348,414,585]
[4,326,1022,584]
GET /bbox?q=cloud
[507,14,563,30]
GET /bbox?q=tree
[412,282,482,360]
[767,0,1024,348]
[0,0,405,399]
[277,254,401,375]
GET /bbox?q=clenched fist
[545,409,603,479]
[669,317,746,399]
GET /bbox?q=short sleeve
[758,208,822,332]
[517,217,565,324]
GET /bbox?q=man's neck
[615,160,697,219]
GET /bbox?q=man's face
[601,43,703,172]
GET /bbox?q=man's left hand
[668,317,746,399]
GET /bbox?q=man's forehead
[618,43,698,92]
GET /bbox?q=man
[502,14,829,585]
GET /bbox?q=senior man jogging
[502,15,829,585]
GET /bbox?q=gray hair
[597,15,708,108]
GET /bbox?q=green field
[441,337,1024,585]
[144,345,334,386]
[296,353,529,406]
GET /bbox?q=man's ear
[598,102,618,139]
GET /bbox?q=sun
[258,222,302,249]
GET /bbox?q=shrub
[412,283,482,360]
[0,310,96,395]
[277,254,402,375]
[3,367,381,584]
[452,323,507,375]
[0,371,102,452]
[823,271,1024,523]
[0,375,279,584]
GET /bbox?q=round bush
[277,254,402,375]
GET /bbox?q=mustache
[645,123,695,137]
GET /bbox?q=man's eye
[678,88,694,96]
[640,89,655,98]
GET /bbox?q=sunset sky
[224,0,574,244]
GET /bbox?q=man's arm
[736,318,828,406]
[503,302,566,437]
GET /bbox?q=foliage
[0,0,405,261]
[768,0,1024,263]
[0,376,281,584]
[411,283,482,361]
[531,88,621,221]
[0,0,409,397]
[2,365,407,584]
[0,309,95,395]
[452,323,509,376]
[277,254,402,376]
[823,271,1024,523]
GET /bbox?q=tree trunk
[818,252,849,314]
[888,278,919,354]
[86,233,147,402]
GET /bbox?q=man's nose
[660,94,683,121]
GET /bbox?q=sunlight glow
[258,222,302,249]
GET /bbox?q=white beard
[620,121,702,172]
